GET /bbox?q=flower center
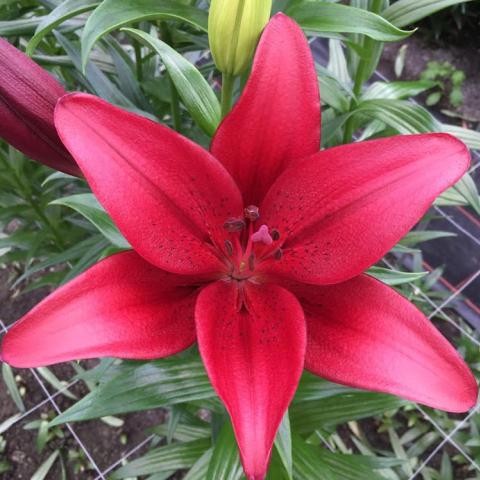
[221,205,282,281]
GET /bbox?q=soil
[0,267,166,479]
[380,35,480,124]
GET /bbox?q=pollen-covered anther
[224,217,246,232]
[271,229,280,241]
[252,225,273,245]
[224,239,234,256]
[244,205,260,221]
[274,249,283,260]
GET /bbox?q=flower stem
[221,73,235,119]
[169,76,182,132]
[0,152,65,249]
[160,22,182,132]
[134,41,143,82]
[343,0,383,144]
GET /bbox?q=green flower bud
[208,0,272,76]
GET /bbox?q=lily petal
[55,93,243,276]
[260,134,470,285]
[196,280,306,480]
[291,275,478,412]
[1,251,199,368]
[211,13,320,205]
[0,39,80,176]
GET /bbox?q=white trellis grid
[0,43,479,479]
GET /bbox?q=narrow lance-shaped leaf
[286,1,413,42]
[50,356,215,425]
[206,420,243,480]
[51,193,130,248]
[81,0,208,70]
[367,266,428,286]
[122,28,220,136]
[27,0,100,55]
[383,0,473,28]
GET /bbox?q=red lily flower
[1,14,477,480]
[0,38,80,176]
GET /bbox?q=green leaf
[383,0,473,28]
[27,0,100,56]
[51,194,130,248]
[450,173,480,215]
[182,448,213,480]
[274,412,293,480]
[36,367,77,400]
[2,363,25,412]
[354,99,440,134]
[294,372,357,403]
[206,420,243,480]
[111,438,211,479]
[50,356,215,424]
[315,448,389,480]
[367,266,428,286]
[362,80,436,101]
[31,450,60,480]
[287,1,412,42]
[81,0,208,70]
[290,392,406,432]
[426,91,442,106]
[292,435,334,479]
[442,124,480,150]
[122,28,221,136]
[0,17,45,36]
[399,230,456,245]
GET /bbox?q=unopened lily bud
[208,0,272,76]
[0,39,80,176]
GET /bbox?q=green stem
[221,73,235,119]
[0,153,65,249]
[343,0,383,144]
[160,22,182,132]
[169,76,182,132]
[134,41,143,82]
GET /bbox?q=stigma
[221,205,282,280]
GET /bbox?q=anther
[271,229,280,241]
[244,205,260,221]
[274,249,283,260]
[223,217,246,232]
[252,224,273,245]
[224,239,234,256]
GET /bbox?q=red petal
[55,93,243,276]
[210,13,320,205]
[291,275,478,412]
[1,251,200,367]
[196,280,306,479]
[260,134,470,284]
[0,39,80,176]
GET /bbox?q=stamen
[274,249,283,260]
[252,224,273,245]
[244,205,260,221]
[271,229,280,241]
[224,239,234,256]
[223,217,246,232]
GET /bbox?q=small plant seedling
[420,61,465,109]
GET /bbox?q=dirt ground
[381,35,480,123]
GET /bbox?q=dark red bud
[0,39,81,176]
